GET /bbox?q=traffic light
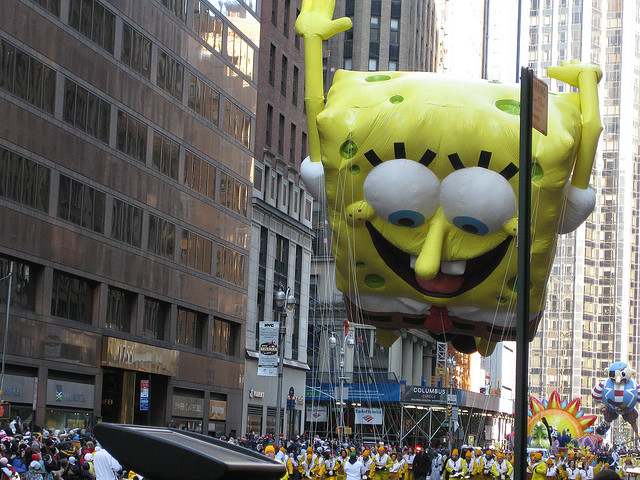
[447,405,452,417]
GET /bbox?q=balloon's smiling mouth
[365,222,512,298]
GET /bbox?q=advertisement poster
[306,405,328,422]
[258,321,279,377]
[354,407,384,425]
[140,379,149,412]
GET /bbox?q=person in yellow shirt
[264,445,289,480]
[337,449,348,480]
[361,449,373,480]
[446,449,468,479]
[491,453,513,480]
[531,453,548,480]
[372,446,391,480]
[403,447,416,480]
[472,449,485,480]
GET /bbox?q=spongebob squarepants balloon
[295,1,602,355]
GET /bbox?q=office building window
[111,198,142,247]
[304,198,312,221]
[0,147,50,212]
[226,28,255,80]
[268,44,276,86]
[0,39,56,114]
[278,114,285,155]
[176,307,205,349]
[254,165,263,192]
[266,104,273,147]
[121,23,152,78]
[57,175,105,233]
[213,318,238,356]
[223,101,252,149]
[143,297,168,340]
[215,246,246,287]
[184,151,216,200]
[291,245,302,358]
[51,270,94,323]
[68,0,115,53]
[32,0,60,15]
[292,66,299,106]
[271,0,278,26]
[273,234,289,291]
[63,78,111,143]
[280,55,288,96]
[147,214,175,259]
[255,226,268,349]
[180,230,213,274]
[152,131,180,180]
[105,286,133,332]
[157,50,184,100]
[289,123,296,164]
[188,73,220,125]
[283,0,291,36]
[160,0,187,22]
[117,110,147,163]
[192,1,224,52]
[218,172,248,216]
[0,255,37,311]
[389,61,398,71]
[368,58,378,71]
[301,132,307,159]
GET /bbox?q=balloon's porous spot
[365,274,385,288]
[532,162,544,181]
[389,95,404,104]
[340,139,358,158]
[350,164,361,174]
[495,99,521,115]
[366,74,392,82]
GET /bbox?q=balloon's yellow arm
[295,0,352,163]
[547,62,603,189]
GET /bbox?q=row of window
[27,0,253,149]
[1,39,249,217]
[0,254,237,355]
[267,44,302,109]
[264,104,307,164]
[0,145,246,286]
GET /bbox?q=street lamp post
[329,323,354,445]
[274,286,296,447]
[0,261,13,398]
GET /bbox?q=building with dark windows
[0,0,258,435]
[323,0,439,88]
[242,0,312,436]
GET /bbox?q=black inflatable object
[94,423,285,480]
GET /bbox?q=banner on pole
[354,407,383,425]
[258,321,279,377]
[139,379,149,412]
[306,405,328,422]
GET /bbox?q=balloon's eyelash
[363,145,518,180]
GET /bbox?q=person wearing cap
[403,447,415,480]
[360,449,373,479]
[371,446,390,480]
[336,449,348,480]
[545,458,557,480]
[446,449,467,479]
[482,450,495,480]
[471,449,484,480]
[531,453,548,480]
[300,450,316,479]
[319,449,338,480]
[491,452,513,480]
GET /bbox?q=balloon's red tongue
[416,272,464,294]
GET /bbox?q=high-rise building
[524,0,639,425]
[323,0,439,86]
[0,0,258,434]
[242,0,312,437]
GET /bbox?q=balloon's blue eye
[453,216,489,235]
[388,210,425,228]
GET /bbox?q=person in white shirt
[389,453,405,479]
[404,447,416,480]
[92,447,122,480]
[344,452,366,480]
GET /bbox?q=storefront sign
[258,322,279,377]
[46,379,94,409]
[305,405,328,422]
[102,337,178,376]
[172,393,204,418]
[403,386,447,404]
[306,383,401,402]
[354,407,383,425]
[139,380,149,412]
[249,389,264,399]
[209,400,227,421]
[1,375,36,405]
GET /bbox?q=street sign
[532,76,548,135]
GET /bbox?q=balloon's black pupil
[463,224,478,234]
[398,218,414,227]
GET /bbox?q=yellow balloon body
[316,70,586,344]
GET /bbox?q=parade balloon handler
[295,0,602,356]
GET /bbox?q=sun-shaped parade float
[528,390,598,449]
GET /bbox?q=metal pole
[1,261,14,397]
[481,0,490,79]
[339,342,344,445]
[516,0,522,82]
[400,405,404,445]
[514,67,533,480]
[274,309,286,447]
